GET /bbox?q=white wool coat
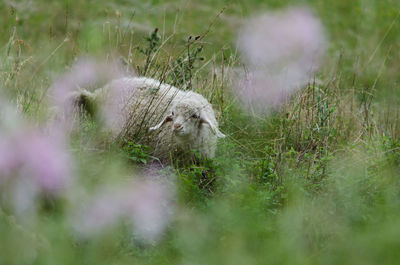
[90,77,224,159]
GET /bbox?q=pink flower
[50,59,99,111]
[127,180,172,241]
[72,179,174,243]
[0,129,73,194]
[49,58,127,130]
[18,130,72,193]
[235,7,326,113]
[0,103,74,217]
[0,99,73,201]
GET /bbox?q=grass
[1,0,400,264]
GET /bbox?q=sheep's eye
[171,111,174,115]
[191,114,199,119]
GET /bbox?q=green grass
[1,0,400,264]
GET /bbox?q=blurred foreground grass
[1,0,400,264]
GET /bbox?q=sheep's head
[149,100,225,139]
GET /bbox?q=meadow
[1,0,400,264]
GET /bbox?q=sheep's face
[169,103,202,137]
[149,101,225,139]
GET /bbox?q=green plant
[122,141,153,165]
[1,1,400,264]
[168,37,204,90]
[138,28,161,76]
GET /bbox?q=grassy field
[1,0,400,264]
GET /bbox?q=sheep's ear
[149,115,173,131]
[200,116,226,138]
[216,129,226,138]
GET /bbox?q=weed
[121,140,153,165]
[168,37,204,90]
[138,28,161,76]
[1,1,400,264]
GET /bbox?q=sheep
[77,77,225,160]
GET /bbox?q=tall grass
[1,1,400,264]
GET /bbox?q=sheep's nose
[173,123,182,131]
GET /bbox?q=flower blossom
[235,7,326,113]
[0,99,73,216]
[72,178,174,243]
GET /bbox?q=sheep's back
[99,77,185,158]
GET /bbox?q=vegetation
[1,0,400,264]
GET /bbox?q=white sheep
[79,77,225,160]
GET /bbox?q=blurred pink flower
[76,191,126,232]
[127,180,172,241]
[49,58,126,130]
[50,59,99,111]
[0,99,74,217]
[0,129,73,194]
[98,76,141,135]
[0,128,73,220]
[235,7,326,113]
[18,130,72,193]
[73,179,174,243]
